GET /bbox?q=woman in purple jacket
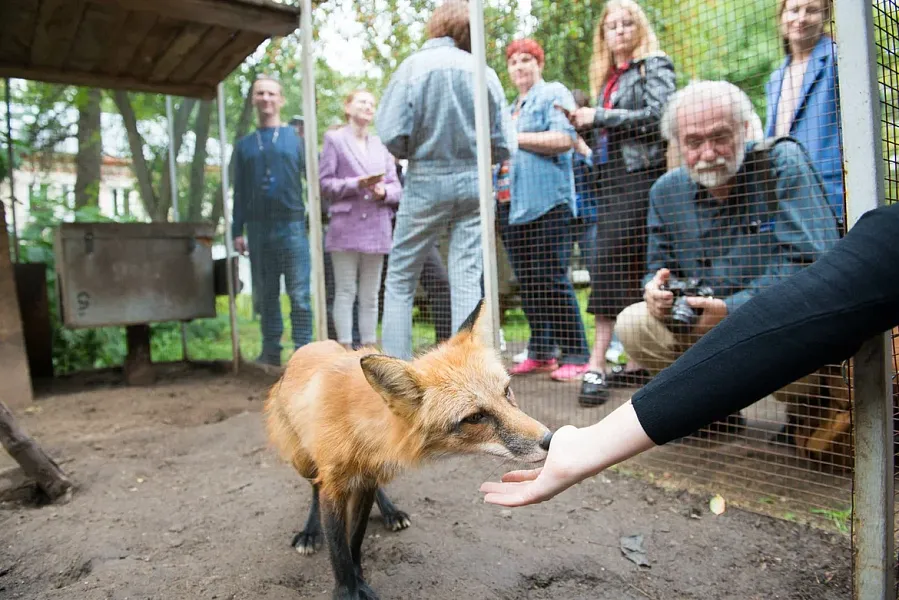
[320,90,402,348]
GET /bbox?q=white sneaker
[513,348,528,364]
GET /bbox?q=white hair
[660,80,757,145]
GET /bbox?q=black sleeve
[631,202,899,445]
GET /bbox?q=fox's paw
[382,509,411,532]
[291,529,322,555]
[356,579,380,600]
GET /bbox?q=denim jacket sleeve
[381,147,403,207]
[488,68,513,163]
[643,180,677,289]
[593,55,676,136]
[723,142,839,313]
[376,63,413,160]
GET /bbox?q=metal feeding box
[54,223,217,329]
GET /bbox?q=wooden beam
[0,203,32,411]
[168,27,236,84]
[101,11,158,77]
[89,0,300,37]
[127,16,184,82]
[149,23,211,83]
[194,30,269,86]
[30,0,86,67]
[66,3,129,73]
[0,0,40,65]
[0,63,217,99]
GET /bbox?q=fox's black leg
[347,486,379,600]
[375,488,411,532]
[321,493,363,600]
[348,486,377,574]
[291,482,323,555]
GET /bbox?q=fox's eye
[462,412,486,425]
[504,385,513,401]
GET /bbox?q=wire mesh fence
[218,0,885,539]
[6,0,899,590]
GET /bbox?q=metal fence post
[217,82,241,373]
[165,95,189,361]
[469,0,501,349]
[833,1,895,598]
[299,2,328,342]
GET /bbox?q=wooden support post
[0,202,32,409]
[124,324,155,385]
[0,399,73,504]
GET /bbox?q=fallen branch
[0,400,73,504]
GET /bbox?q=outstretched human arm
[482,202,899,507]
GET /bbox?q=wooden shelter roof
[0,0,302,99]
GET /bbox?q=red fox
[264,300,552,600]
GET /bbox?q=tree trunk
[210,76,256,227]
[112,91,159,219]
[0,400,73,504]
[187,100,213,222]
[74,89,102,210]
[158,98,198,222]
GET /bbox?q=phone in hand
[359,172,385,188]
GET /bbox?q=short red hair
[505,38,545,67]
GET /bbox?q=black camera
[658,277,715,336]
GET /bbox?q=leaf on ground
[620,534,650,568]
[710,494,726,515]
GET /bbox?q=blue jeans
[499,203,590,365]
[247,221,312,364]
[381,168,483,360]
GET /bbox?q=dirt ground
[0,366,851,600]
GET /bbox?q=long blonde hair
[588,0,662,99]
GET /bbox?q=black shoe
[255,354,281,368]
[578,371,610,406]
[605,365,652,389]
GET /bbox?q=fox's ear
[359,354,423,416]
[455,298,491,346]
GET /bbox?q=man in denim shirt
[232,76,312,366]
[375,0,512,359]
[615,81,838,384]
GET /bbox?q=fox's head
[360,300,552,464]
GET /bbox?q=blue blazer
[765,36,843,222]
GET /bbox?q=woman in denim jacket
[570,0,676,406]
[501,38,591,382]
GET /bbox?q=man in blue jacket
[232,76,311,366]
[614,80,838,382]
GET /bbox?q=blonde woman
[569,0,676,406]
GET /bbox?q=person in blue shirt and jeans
[500,38,591,382]
[232,76,312,366]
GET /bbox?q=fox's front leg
[291,482,322,555]
[375,488,411,532]
[321,487,379,600]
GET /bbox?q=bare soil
[0,366,850,600]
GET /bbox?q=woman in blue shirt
[500,38,591,382]
[765,0,843,225]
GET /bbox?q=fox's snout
[540,430,553,451]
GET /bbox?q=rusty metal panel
[53,222,216,328]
